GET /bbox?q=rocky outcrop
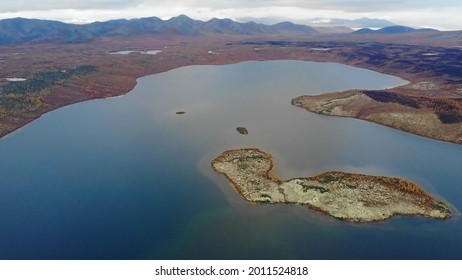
[212,148,451,222]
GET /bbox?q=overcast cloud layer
[0,0,460,30]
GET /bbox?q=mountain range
[0,15,439,45]
[0,15,318,45]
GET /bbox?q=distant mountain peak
[271,21,318,33]
[168,14,196,22]
[353,25,439,35]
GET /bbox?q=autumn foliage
[363,90,462,124]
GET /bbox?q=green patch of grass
[302,184,329,194]
[433,202,450,213]
[235,154,265,163]
[245,155,265,160]
[320,175,338,184]
[345,184,357,189]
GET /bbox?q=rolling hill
[353,25,438,35]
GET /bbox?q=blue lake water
[0,60,461,259]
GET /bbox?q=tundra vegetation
[212,148,451,222]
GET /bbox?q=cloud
[0,0,460,30]
[0,0,459,13]
[0,0,146,13]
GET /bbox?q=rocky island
[212,148,451,222]
[236,127,249,135]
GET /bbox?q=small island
[212,148,451,222]
[236,127,248,135]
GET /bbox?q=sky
[0,0,460,30]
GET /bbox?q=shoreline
[0,58,396,140]
[1,36,461,142]
[0,58,409,140]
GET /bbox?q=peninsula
[212,148,451,222]
[292,89,462,144]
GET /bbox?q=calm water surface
[0,60,461,259]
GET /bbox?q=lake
[0,60,461,259]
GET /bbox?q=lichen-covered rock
[212,148,451,222]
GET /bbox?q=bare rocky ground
[212,148,451,222]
